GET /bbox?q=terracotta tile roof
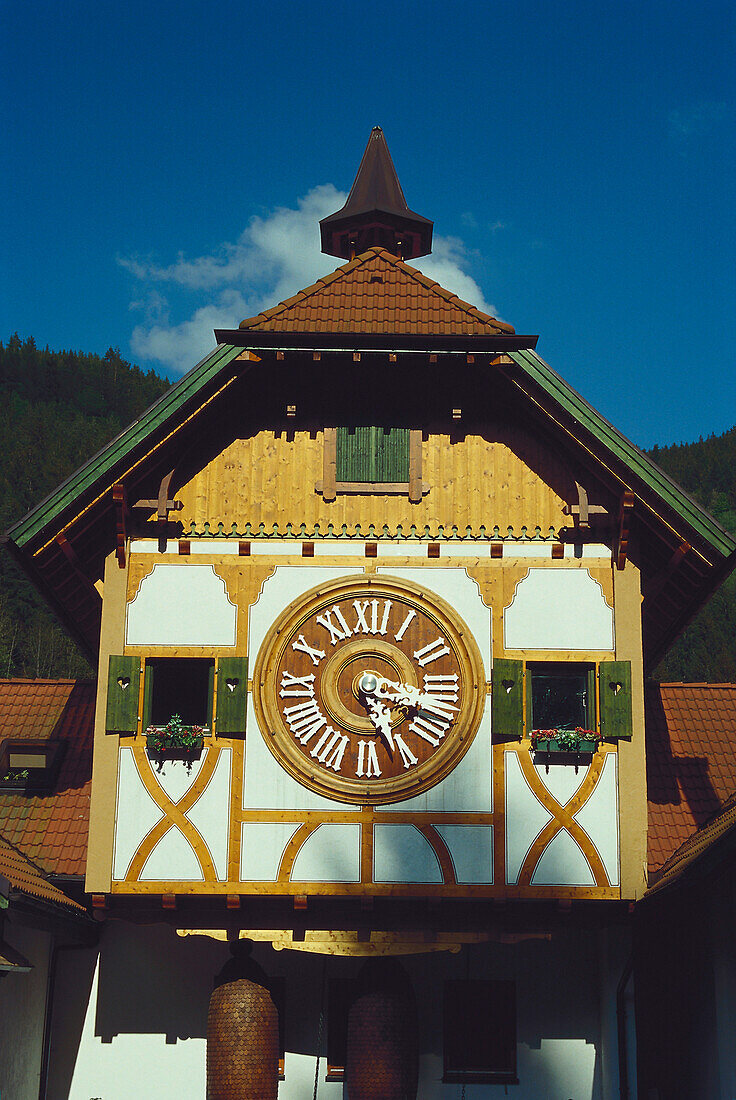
[646,792,736,895]
[0,832,85,911]
[0,680,94,877]
[238,248,515,336]
[646,682,736,875]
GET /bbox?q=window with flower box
[105,655,248,735]
[491,657,632,749]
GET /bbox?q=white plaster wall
[0,921,51,1100]
[45,921,625,1100]
[504,567,614,650]
[126,563,237,646]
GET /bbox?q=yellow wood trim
[492,741,507,887]
[124,745,221,882]
[109,880,620,899]
[277,823,319,882]
[360,805,374,884]
[232,808,495,825]
[228,739,245,882]
[86,551,128,893]
[417,824,456,885]
[322,427,337,502]
[514,746,613,887]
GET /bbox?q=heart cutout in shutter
[226,678,239,694]
[610,681,623,695]
[117,677,131,691]
[501,679,515,694]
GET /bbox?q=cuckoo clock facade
[7,128,735,1099]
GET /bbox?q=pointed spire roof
[320,127,433,261]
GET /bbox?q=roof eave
[214,330,538,352]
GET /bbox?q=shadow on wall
[46,944,98,1100]
[51,920,617,1100]
[95,922,226,1042]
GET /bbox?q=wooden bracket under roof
[133,468,184,551]
[112,482,128,568]
[616,492,636,570]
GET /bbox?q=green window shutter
[492,658,524,741]
[375,427,410,481]
[599,661,633,740]
[336,427,409,483]
[216,657,248,734]
[106,655,141,732]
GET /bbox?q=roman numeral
[356,739,382,777]
[315,605,353,645]
[310,728,349,772]
[422,673,459,702]
[394,733,418,769]
[283,699,327,745]
[291,635,325,666]
[279,671,316,698]
[353,598,392,636]
[394,608,417,642]
[409,714,450,747]
[413,636,451,667]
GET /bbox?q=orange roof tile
[0,680,94,877]
[646,682,736,875]
[239,248,515,336]
[646,792,736,895]
[0,833,85,911]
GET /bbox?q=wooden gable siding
[172,425,573,537]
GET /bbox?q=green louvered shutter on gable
[492,658,524,741]
[599,661,633,740]
[215,657,248,734]
[106,655,141,732]
[336,427,410,482]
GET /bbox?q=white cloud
[122,184,499,374]
[412,236,498,316]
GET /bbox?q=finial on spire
[320,127,433,261]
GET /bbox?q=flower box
[145,716,205,769]
[0,772,30,790]
[531,729,600,755]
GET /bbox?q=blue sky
[2,0,734,448]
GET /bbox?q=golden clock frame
[251,573,486,805]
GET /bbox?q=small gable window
[0,739,65,791]
[336,426,410,483]
[318,427,425,501]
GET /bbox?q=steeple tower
[320,127,433,261]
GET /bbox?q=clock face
[252,575,485,804]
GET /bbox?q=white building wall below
[47,920,629,1100]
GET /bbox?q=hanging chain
[312,958,327,1100]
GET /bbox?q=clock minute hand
[376,678,457,723]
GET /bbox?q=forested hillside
[0,335,170,678]
[0,335,734,682]
[647,429,736,682]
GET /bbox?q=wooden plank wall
[174,428,572,537]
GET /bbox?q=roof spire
[320,127,433,262]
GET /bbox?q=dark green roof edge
[509,348,736,559]
[7,343,243,549]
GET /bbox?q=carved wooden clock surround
[252,575,485,804]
